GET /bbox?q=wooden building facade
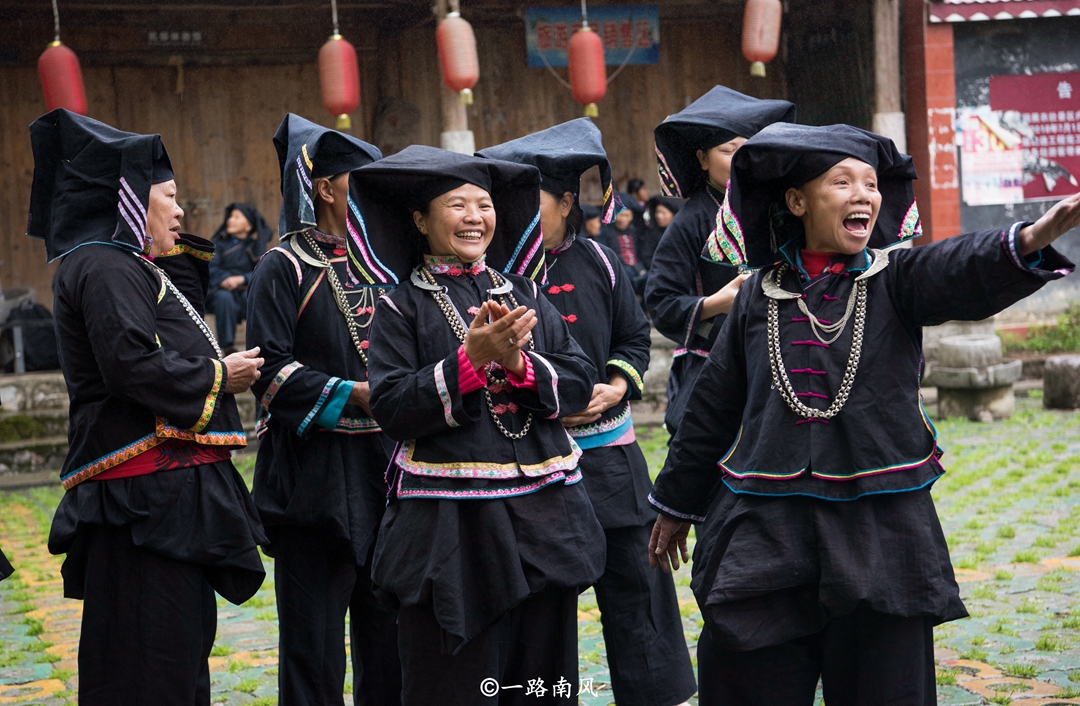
[1,0,874,304]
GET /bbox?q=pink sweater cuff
[506,352,537,391]
[457,346,486,394]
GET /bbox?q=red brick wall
[903,1,962,243]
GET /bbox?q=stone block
[1044,355,1080,410]
[928,360,1022,389]
[936,334,1003,369]
[938,385,1015,422]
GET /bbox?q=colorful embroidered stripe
[568,403,631,437]
[348,195,399,284]
[607,358,644,395]
[647,493,705,523]
[118,177,148,249]
[434,359,459,428]
[155,423,248,447]
[721,464,807,480]
[395,438,580,479]
[298,377,340,436]
[587,238,617,289]
[298,271,325,318]
[396,468,581,500]
[191,359,223,433]
[160,243,214,261]
[299,147,313,176]
[530,352,561,419]
[61,433,160,489]
[572,411,634,450]
[654,145,682,198]
[684,298,704,346]
[261,361,304,410]
[508,210,542,276]
[155,272,167,303]
[810,447,939,481]
[327,416,381,434]
[899,200,922,242]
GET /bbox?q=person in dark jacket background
[206,203,272,354]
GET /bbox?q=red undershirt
[800,249,837,279]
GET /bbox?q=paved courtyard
[3,395,1080,704]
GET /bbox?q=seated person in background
[582,203,603,239]
[601,198,647,295]
[207,203,272,354]
[638,196,684,272]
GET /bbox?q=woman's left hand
[220,275,246,291]
[562,373,629,427]
[1018,191,1080,256]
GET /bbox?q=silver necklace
[135,254,223,358]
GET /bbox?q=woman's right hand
[464,301,537,369]
[222,347,264,393]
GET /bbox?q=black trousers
[73,524,216,706]
[594,522,697,706]
[273,526,401,706]
[398,586,579,705]
[697,604,936,706]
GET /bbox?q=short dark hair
[627,178,645,194]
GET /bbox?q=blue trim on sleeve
[298,376,341,436]
[314,379,354,430]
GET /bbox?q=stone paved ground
[2,395,1080,704]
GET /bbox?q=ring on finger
[508,336,515,345]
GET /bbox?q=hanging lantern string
[330,0,339,35]
[538,0,637,93]
[51,0,61,43]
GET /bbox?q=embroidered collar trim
[423,253,487,276]
[310,228,347,250]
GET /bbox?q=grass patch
[1000,662,1040,678]
[997,526,1016,539]
[1035,634,1069,652]
[1012,550,1041,564]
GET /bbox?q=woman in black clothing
[638,195,683,272]
[354,145,605,705]
[478,118,696,706]
[649,122,1080,705]
[644,86,794,434]
[29,109,265,705]
[206,202,272,353]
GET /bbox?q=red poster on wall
[990,72,1080,202]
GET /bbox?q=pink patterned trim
[393,439,580,479]
[673,347,710,359]
[378,294,403,318]
[434,359,459,428]
[601,424,636,447]
[396,468,582,499]
[261,361,303,410]
[586,238,617,290]
[265,247,303,288]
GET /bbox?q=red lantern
[437,12,479,106]
[38,41,87,114]
[568,24,606,118]
[742,0,782,77]
[319,33,360,130]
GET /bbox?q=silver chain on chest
[303,233,384,367]
[766,264,868,419]
[136,255,223,358]
[417,266,535,440]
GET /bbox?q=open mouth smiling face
[787,157,881,255]
[416,183,496,263]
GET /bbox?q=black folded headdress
[27,109,175,261]
[654,86,795,198]
[476,118,623,224]
[348,145,544,281]
[705,123,922,269]
[273,113,382,239]
[211,203,274,256]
